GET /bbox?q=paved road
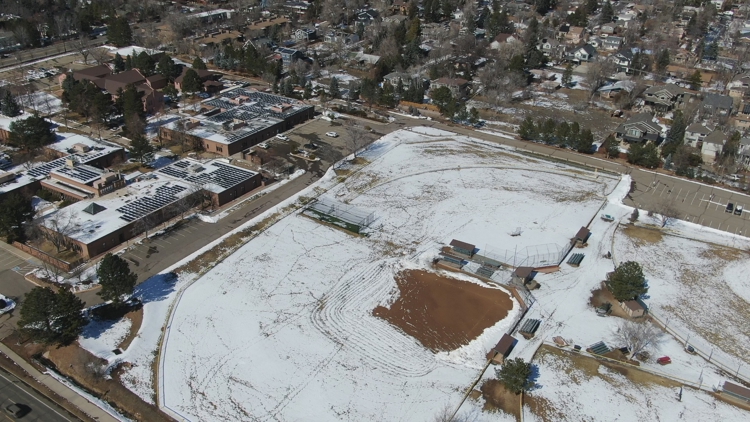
[0,368,73,422]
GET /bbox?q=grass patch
[621,224,663,244]
[700,245,748,261]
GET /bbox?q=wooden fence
[12,242,83,272]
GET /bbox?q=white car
[325,131,339,137]
[275,134,289,140]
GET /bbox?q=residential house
[283,1,310,15]
[601,23,617,35]
[539,38,565,59]
[642,84,690,111]
[602,36,623,51]
[684,123,713,148]
[174,67,223,93]
[674,49,697,65]
[356,9,380,26]
[431,78,470,98]
[275,47,303,68]
[738,137,750,167]
[325,31,359,45]
[597,80,635,98]
[569,44,597,63]
[490,33,519,50]
[733,102,750,130]
[702,93,734,116]
[615,113,662,143]
[59,65,165,113]
[620,300,646,318]
[612,50,634,73]
[383,72,413,88]
[293,28,317,42]
[701,130,727,164]
[565,26,586,44]
[382,14,408,25]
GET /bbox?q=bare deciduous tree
[72,36,92,65]
[344,120,367,158]
[585,59,616,100]
[38,209,76,254]
[612,320,665,358]
[655,198,680,228]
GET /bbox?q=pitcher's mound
[374,269,513,352]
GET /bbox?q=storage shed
[723,381,750,402]
[449,239,476,257]
[512,266,535,284]
[620,300,646,318]
[486,333,516,364]
[574,226,591,244]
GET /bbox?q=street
[0,368,73,422]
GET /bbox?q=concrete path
[0,344,120,422]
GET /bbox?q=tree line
[517,117,596,154]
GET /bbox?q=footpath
[0,343,120,421]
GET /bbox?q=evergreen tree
[156,55,178,81]
[97,253,138,306]
[0,193,32,243]
[163,83,178,100]
[655,49,670,73]
[134,51,155,76]
[604,134,620,159]
[181,69,203,94]
[18,287,85,345]
[561,64,573,87]
[125,54,133,70]
[1,90,22,117]
[687,70,702,91]
[113,53,125,73]
[430,86,456,116]
[723,131,741,158]
[576,128,595,153]
[540,118,557,144]
[567,8,588,27]
[535,0,556,15]
[585,0,599,14]
[303,81,312,99]
[630,208,639,222]
[192,57,207,70]
[600,1,614,24]
[661,110,686,157]
[379,81,397,108]
[496,358,534,394]
[8,114,56,151]
[329,77,340,99]
[518,116,537,140]
[608,261,648,302]
[128,134,154,164]
[121,84,145,121]
[53,289,87,345]
[108,16,133,48]
[555,121,570,146]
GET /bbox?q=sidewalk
[0,343,121,422]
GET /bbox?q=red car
[657,356,672,365]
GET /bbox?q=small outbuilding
[574,226,591,245]
[620,300,646,318]
[449,239,476,257]
[512,266,535,284]
[486,333,516,364]
[723,381,750,402]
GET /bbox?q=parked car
[656,356,672,365]
[685,345,697,355]
[735,205,743,215]
[5,403,29,418]
[726,203,734,213]
[325,131,339,137]
[275,134,289,141]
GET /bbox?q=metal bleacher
[589,341,611,355]
[116,184,187,222]
[567,253,585,266]
[476,266,495,278]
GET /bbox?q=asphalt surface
[0,368,73,422]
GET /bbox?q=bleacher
[567,253,585,267]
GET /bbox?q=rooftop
[50,163,104,184]
[42,176,193,244]
[158,158,258,194]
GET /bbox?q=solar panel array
[53,164,102,183]
[206,108,260,123]
[158,160,257,190]
[26,152,108,179]
[116,184,187,222]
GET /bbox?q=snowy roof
[0,170,37,195]
[42,176,193,244]
[47,133,122,156]
[158,158,258,194]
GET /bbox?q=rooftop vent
[82,202,107,215]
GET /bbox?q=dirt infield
[374,269,514,352]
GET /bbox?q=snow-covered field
[158,129,617,421]
[614,224,750,366]
[524,346,749,422]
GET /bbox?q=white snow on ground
[524,347,749,422]
[17,91,63,114]
[78,317,132,361]
[158,129,617,421]
[45,370,133,422]
[614,224,750,369]
[0,295,16,314]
